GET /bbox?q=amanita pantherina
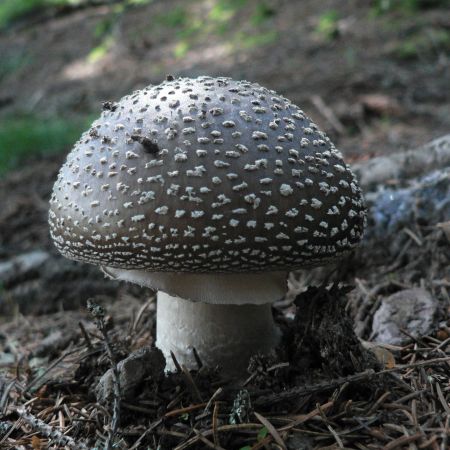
[49,76,366,375]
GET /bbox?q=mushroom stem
[156,291,280,376]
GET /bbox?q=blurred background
[0,0,449,174]
[0,0,449,316]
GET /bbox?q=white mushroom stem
[102,268,287,375]
[156,291,280,375]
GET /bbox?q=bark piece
[291,285,379,377]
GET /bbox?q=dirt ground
[1,0,449,158]
[0,1,449,449]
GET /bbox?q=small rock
[0,250,50,285]
[95,346,165,404]
[0,352,15,366]
[366,170,450,240]
[286,434,314,450]
[0,254,122,315]
[370,288,439,345]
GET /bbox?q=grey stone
[370,288,439,345]
[0,253,122,315]
[286,434,314,450]
[353,134,450,190]
[365,169,450,241]
[0,250,50,284]
[95,346,165,404]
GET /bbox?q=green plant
[208,0,247,34]
[158,5,187,28]
[0,115,92,175]
[257,426,268,440]
[0,51,31,81]
[372,0,418,14]
[173,40,190,58]
[237,29,278,48]
[151,4,198,57]
[94,16,115,39]
[163,1,247,57]
[209,0,247,21]
[316,10,340,40]
[0,0,77,29]
[152,0,277,59]
[0,0,44,28]
[238,427,268,449]
[88,35,115,62]
[0,0,149,30]
[176,17,202,39]
[250,2,275,26]
[126,0,152,4]
[393,28,450,60]
[89,2,127,62]
[371,0,447,15]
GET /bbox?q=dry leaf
[437,221,450,243]
[371,346,396,369]
[437,329,449,341]
[31,435,41,450]
[360,340,396,368]
[359,93,402,116]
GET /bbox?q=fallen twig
[16,407,88,450]
[87,299,121,450]
[311,95,345,135]
[255,356,450,406]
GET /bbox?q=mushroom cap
[49,76,366,274]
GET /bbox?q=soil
[0,0,449,158]
[0,1,449,449]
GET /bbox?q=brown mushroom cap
[49,76,366,273]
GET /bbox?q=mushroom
[49,76,366,375]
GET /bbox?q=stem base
[156,292,280,376]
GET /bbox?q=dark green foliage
[0,50,31,82]
[372,0,448,15]
[0,0,67,29]
[316,10,340,40]
[394,28,450,60]
[0,115,92,175]
[251,2,276,25]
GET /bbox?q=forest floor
[0,0,449,449]
[0,0,449,162]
